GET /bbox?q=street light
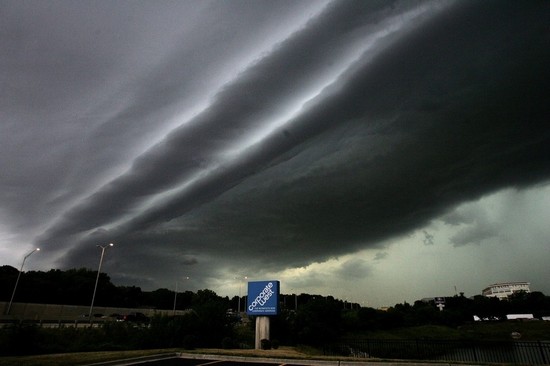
[173,276,190,315]
[89,243,113,319]
[291,288,298,311]
[6,248,40,315]
[237,276,248,313]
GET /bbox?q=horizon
[2,264,544,309]
[2,0,549,309]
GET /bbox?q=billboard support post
[246,280,280,350]
[255,316,270,349]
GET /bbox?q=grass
[0,349,180,366]
[0,347,345,366]
[350,325,464,340]
[458,320,550,341]
[350,321,550,341]
[2,322,549,366]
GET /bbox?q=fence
[325,338,550,365]
[0,301,188,329]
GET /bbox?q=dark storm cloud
[2,1,549,292]
[374,252,388,261]
[450,225,496,247]
[59,1,549,274]
[422,231,434,246]
[440,211,474,226]
[335,258,372,279]
[37,0,429,243]
[119,1,550,270]
[0,0,326,234]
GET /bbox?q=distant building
[506,314,534,320]
[482,282,530,300]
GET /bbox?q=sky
[1,0,549,308]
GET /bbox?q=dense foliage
[1,266,549,356]
[0,266,198,309]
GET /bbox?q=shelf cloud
[1,0,549,306]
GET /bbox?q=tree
[293,297,342,345]
[147,288,174,310]
[191,289,232,347]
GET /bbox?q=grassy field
[0,347,332,366]
[0,349,181,366]
[1,322,549,366]
[350,321,550,341]
[458,320,550,341]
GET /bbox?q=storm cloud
[1,0,549,306]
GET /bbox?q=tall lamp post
[237,276,248,313]
[6,248,40,315]
[89,243,113,319]
[173,276,190,315]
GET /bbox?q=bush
[221,336,237,349]
[0,323,41,356]
[182,334,198,350]
[260,338,271,350]
[233,322,254,348]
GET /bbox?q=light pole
[89,243,113,319]
[291,288,298,311]
[6,248,40,315]
[173,276,190,315]
[237,276,248,313]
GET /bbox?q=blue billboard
[246,280,280,315]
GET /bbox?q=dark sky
[1,0,549,307]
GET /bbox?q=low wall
[0,301,188,322]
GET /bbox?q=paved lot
[88,352,466,366]
[126,357,457,366]
[133,359,332,366]
[139,360,311,365]
[105,354,346,366]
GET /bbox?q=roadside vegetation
[1,266,549,359]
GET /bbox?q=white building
[482,282,530,300]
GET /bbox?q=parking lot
[89,353,364,366]
[138,360,321,366]
[91,352,464,366]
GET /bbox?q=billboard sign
[246,280,280,315]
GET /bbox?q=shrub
[260,338,271,350]
[182,334,198,350]
[221,336,237,349]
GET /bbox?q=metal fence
[325,338,550,365]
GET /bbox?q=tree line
[0,265,362,311]
[0,265,192,309]
[2,265,549,321]
[1,265,549,356]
